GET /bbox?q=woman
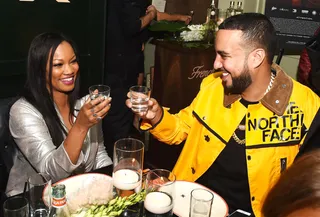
[6,32,112,196]
[262,150,320,217]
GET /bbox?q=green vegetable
[149,20,189,32]
[73,190,146,217]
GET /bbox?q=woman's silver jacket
[6,96,112,196]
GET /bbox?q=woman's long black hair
[22,32,80,147]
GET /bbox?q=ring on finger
[93,113,98,117]
[96,117,102,121]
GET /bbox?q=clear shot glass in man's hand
[129,85,151,113]
[126,87,162,126]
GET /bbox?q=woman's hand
[75,95,112,130]
[125,93,162,125]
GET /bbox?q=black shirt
[107,0,150,55]
[197,99,256,216]
[106,0,149,83]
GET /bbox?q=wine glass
[112,138,144,198]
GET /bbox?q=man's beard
[223,65,252,95]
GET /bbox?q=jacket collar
[223,63,293,116]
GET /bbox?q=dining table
[1,166,229,217]
[91,166,178,217]
[0,166,141,217]
[90,167,229,217]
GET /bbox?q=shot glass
[89,84,110,100]
[3,196,29,217]
[129,85,151,113]
[189,188,214,217]
[27,173,51,217]
[144,169,176,217]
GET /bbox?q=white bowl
[43,173,113,213]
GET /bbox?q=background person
[104,0,191,158]
[6,32,112,196]
[126,13,320,217]
[262,150,320,217]
[297,26,320,95]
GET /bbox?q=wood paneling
[165,0,213,24]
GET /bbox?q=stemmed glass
[112,138,144,197]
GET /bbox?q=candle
[113,169,140,190]
[144,192,173,214]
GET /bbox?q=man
[126,13,320,216]
[104,0,191,157]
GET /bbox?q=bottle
[234,1,243,15]
[206,0,218,24]
[226,1,236,18]
[49,184,70,217]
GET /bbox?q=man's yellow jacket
[142,64,320,217]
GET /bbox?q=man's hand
[156,11,192,25]
[179,15,192,24]
[126,93,162,126]
[146,5,157,20]
[140,5,157,29]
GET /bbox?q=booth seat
[0,97,17,201]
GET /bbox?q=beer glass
[27,173,51,217]
[144,169,176,217]
[3,196,29,217]
[112,138,144,197]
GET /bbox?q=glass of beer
[144,169,176,217]
[112,138,144,197]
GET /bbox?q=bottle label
[211,11,215,16]
[52,197,67,208]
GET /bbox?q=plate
[43,173,113,213]
[173,181,229,217]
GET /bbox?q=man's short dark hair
[219,13,278,64]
